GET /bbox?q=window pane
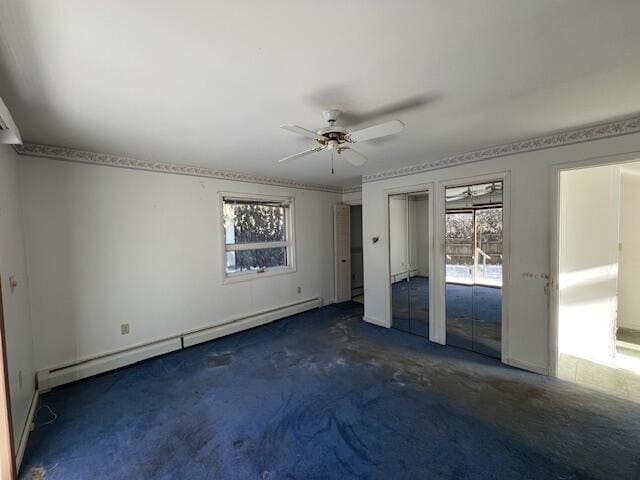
[226,247,287,274]
[224,202,286,245]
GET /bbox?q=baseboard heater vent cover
[36,297,321,390]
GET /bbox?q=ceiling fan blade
[338,147,368,166]
[347,120,405,143]
[446,194,469,202]
[278,146,325,163]
[280,124,321,140]
[307,85,436,124]
[342,95,436,125]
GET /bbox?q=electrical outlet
[297,286,302,294]
[18,370,22,389]
[121,323,130,335]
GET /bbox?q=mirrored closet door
[389,192,430,337]
[445,181,503,358]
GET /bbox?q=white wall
[0,146,35,446]
[559,165,620,363]
[362,131,640,374]
[18,157,340,371]
[618,169,640,331]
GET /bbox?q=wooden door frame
[0,275,17,479]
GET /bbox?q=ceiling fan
[279,109,405,171]
[446,182,503,202]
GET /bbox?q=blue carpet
[20,303,640,479]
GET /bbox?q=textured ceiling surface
[1,1,640,187]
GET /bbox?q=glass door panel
[445,211,474,350]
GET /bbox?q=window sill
[223,266,296,285]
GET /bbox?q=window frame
[219,192,296,284]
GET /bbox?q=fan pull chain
[331,151,335,175]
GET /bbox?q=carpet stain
[207,352,232,367]
[17,302,640,480]
[29,467,47,480]
[526,387,547,399]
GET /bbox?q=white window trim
[219,191,296,284]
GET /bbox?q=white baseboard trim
[15,389,38,472]
[38,339,182,391]
[504,357,549,375]
[363,315,389,328]
[36,298,322,390]
[183,298,322,348]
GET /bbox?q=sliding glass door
[445,182,503,358]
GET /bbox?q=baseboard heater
[391,269,419,284]
[36,297,322,391]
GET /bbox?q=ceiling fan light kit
[279,109,406,172]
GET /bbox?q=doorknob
[341,259,346,263]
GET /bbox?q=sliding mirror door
[445,182,503,358]
[408,193,430,337]
[390,194,411,332]
[444,211,474,350]
[389,192,430,337]
[473,206,503,357]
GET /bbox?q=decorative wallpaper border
[362,114,640,183]
[14,113,640,193]
[342,184,363,194]
[13,143,344,194]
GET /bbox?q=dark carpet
[20,302,640,479]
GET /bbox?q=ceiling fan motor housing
[322,109,341,124]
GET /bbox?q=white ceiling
[1,1,640,187]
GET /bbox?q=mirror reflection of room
[445,182,503,358]
[389,192,430,337]
[350,205,364,304]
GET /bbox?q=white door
[334,204,351,303]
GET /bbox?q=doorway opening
[389,191,430,337]
[557,161,640,401]
[350,205,364,304]
[445,181,503,358]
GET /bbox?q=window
[222,194,294,279]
